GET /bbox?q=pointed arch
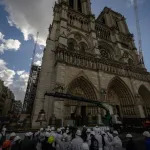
[107,76,136,117]
[138,85,150,117]
[67,76,97,101]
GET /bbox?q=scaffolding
[23,65,41,113]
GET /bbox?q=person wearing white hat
[143,131,150,150]
[11,136,22,150]
[86,128,91,146]
[125,134,136,150]
[111,130,122,150]
[94,127,103,150]
[21,132,36,150]
[82,142,89,150]
[71,129,83,150]
[9,132,16,141]
[90,131,99,150]
[42,132,51,150]
[55,128,63,150]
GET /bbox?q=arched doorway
[65,76,97,125]
[107,77,136,118]
[138,85,150,117]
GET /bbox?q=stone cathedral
[32,0,150,128]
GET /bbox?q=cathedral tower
[32,0,150,128]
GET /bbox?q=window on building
[79,42,87,53]
[68,38,77,50]
[78,0,82,12]
[69,0,74,9]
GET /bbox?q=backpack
[90,137,99,150]
[0,133,5,146]
[102,135,106,149]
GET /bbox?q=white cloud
[0,59,29,101]
[0,32,21,53]
[35,53,43,59]
[16,70,25,76]
[33,52,43,66]
[2,0,56,46]
[34,60,42,66]
[0,59,15,87]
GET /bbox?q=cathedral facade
[32,0,150,128]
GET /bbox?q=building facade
[32,0,150,128]
[23,65,41,114]
[12,100,22,114]
[0,80,14,116]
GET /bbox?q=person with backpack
[125,134,137,150]
[71,130,83,150]
[111,131,122,150]
[2,140,11,150]
[90,131,99,150]
[11,136,22,150]
[94,128,103,150]
[21,132,36,150]
[41,132,50,150]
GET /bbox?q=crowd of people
[0,125,150,150]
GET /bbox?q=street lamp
[36,109,46,127]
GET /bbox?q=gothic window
[68,38,77,51]
[78,0,82,12]
[79,42,87,53]
[69,0,74,9]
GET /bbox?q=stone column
[135,94,145,118]
[97,112,103,125]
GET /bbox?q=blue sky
[0,0,149,101]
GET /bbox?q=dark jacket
[126,139,136,150]
[90,136,99,150]
[145,137,150,150]
[21,137,36,150]
[42,138,56,150]
[11,140,22,150]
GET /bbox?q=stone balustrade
[55,48,150,82]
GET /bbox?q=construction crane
[23,32,39,113]
[133,0,144,66]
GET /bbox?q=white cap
[126,134,133,138]
[86,128,91,133]
[82,143,89,150]
[10,132,16,137]
[63,133,68,139]
[28,132,33,136]
[143,131,150,137]
[40,128,44,131]
[51,127,55,131]
[76,130,82,136]
[57,128,61,133]
[101,131,105,135]
[14,136,21,142]
[35,131,40,136]
[113,130,118,135]
[83,125,86,128]
[45,132,50,138]
[25,132,30,137]
[90,131,96,136]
